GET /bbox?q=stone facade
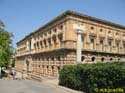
[15,10,125,80]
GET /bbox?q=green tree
[0,20,14,67]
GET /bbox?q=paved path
[0,79,70,93]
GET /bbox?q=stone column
[76,30,83,63]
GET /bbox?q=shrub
[0,69,8,78]
[59,62,125,93]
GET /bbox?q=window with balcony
[37,42,39,49]
[108,41,112,52]
[58,34,63,48]
[48,38,51,49]
[40,41,43,48]
[116,42,119,53]
[90,38,94,50]
[123,43,125,53]
[44,39,47,47]
[100,40,104,51]
[52,35,57,47]
[82,36,84,49]
[34,43,36,49]
[29,39,31,50]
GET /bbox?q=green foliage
[0,20,14,67]
[59,62,125,93]
[1,71,8,78]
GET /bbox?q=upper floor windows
[37,42,40,49]
[58,34,63,48]
[81,36,84,49]
[100,40,104,51]
[116,42,119,53]
[28,40,31,50]
[54,28,57,33]
[108,41,112,52]
[52,35,57,44]
[123,43,125,53]
[40,41,43,48]
[43,39,47,47]
[48,38,51,49]
[90,38,95,50]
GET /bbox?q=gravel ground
[0,79,70,93]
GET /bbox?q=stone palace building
[15,10,125,80]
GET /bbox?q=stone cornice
[17,10,125,45]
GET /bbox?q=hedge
[59,62,125,93]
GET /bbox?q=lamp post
[73,24,84,63]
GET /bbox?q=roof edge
[17,10,125,45]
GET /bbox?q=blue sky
[0,0,125,48]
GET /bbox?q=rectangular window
[90,38,94,50]
[59,34,63,48]
[108,41,112,52]
[81,37,84,49]
[116,42,119,53]
[100,40,103,51]
[123,43,125,53]
[29,40,31,50]
[48,39,51,49]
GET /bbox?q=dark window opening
[110,58,113,61]
[118,58,120,61]
[29,39,31,50]
[91,57,95,62]
[81,56,85,61]
[57,56,61,61]
[101,57,104,61]
[52,57,54,61]
[90,27,94,30]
